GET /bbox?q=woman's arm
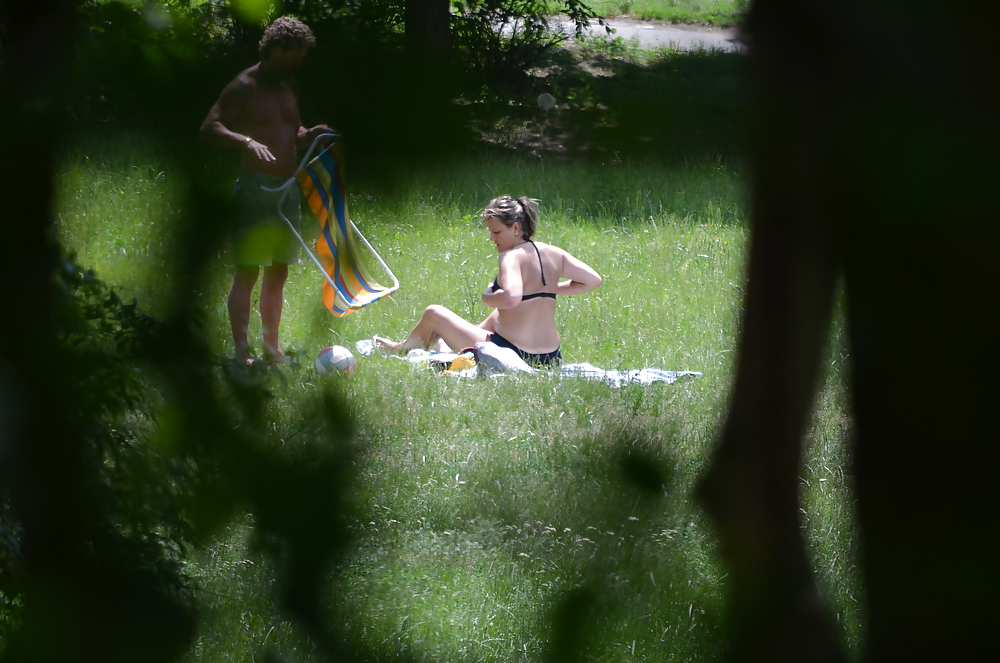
[556,250,602,296]
[481,252,523,309]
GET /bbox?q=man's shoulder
[225,65,261,95]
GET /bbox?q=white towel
[354,339,701,387]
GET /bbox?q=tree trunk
[405,0,451,62]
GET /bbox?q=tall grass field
[53,135,861,662]
[579,0,745,25]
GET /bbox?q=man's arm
[199,78,276,164]
[296,124,336,149]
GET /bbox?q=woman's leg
[429,307,498,352]
[478,309,499,334]
[376,305,490,354]
[429,335,452,353]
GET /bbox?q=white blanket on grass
[354,339,701,388]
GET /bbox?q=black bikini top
[492,239,556,301]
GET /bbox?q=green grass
[801,298,865,649]
[576,0,746,25]
[183,517,319,661]
[53,132,860,662]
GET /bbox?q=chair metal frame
[261,133,400,298]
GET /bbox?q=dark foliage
[62,0,619,172]
[2,2,365,660]
[452,0,601,89]
[701,0,1000,661]
[0,246,361,658]
[48,258,186,591]
[477,42,747,160]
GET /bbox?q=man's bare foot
[236,344,255,366]
[262,343,293,365]
[374,336,404,354]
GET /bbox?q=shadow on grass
[469,42,747,163]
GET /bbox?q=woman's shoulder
[533,241,568,259]
[527,240,562,253]
[500,242,550,258]
[503,241,565,264]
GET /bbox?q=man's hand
[246,138,277,163]
[298,124,337,148]
[309,124,336,139]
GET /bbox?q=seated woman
[375,195,602,366]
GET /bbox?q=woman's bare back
[493,242,563,354]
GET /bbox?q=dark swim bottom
[233,171,301,266]
[487,332,562,367]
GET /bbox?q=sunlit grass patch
[54,142,187,317]
[336,526,544,661]
[801,296,864,652]
[334,375,732,662]
[54,134,860,662]
[581,0,746,25]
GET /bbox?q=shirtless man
[200,16,333,364]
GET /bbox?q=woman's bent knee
[424,304,450,319]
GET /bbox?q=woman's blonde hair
[482,196,540,239]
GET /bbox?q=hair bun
[484,195,539,239]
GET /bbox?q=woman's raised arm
[481,251,524,309]
[556,250,602,296]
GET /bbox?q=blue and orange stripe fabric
[297,144,396,317]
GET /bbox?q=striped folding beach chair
[264,134,399,317]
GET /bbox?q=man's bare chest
[241,84,300,127]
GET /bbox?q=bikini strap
[527,239,546,286]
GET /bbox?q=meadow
[54,128,860,662]
[580,0,745,25]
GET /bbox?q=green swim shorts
[233,170,302,266]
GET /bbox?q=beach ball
[315,345,356,376]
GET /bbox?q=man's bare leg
[229,265,260,364]
[375,305,488,355]
[260,263,289,362]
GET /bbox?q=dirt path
[556,18,744,53]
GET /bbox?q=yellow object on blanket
[443,354,477,374]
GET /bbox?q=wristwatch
[244,135,253,148]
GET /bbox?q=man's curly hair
[259,17,316,58]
